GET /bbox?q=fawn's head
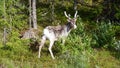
[64,11,78,29]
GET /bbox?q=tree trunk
[74,0,77,10]
[3,0,7,23]
[3,0,7,46]
[50,1,55,22]
[29,0,32,29]
[32,0,37,29]
[51,1,54,21]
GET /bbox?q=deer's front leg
[49,40,55,59]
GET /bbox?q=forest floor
[0,44,120,68]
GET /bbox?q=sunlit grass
[89,49,120,68]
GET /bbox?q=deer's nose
[74,25,77,29]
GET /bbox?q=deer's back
[43,25,67,40]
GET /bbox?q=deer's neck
[65,22,72,32]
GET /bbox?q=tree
[95,0,120,23]
[21,0,38,39]
[29,0,32,29]
[74,0,78,10]
[32,0,37,29]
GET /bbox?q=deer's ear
[74,15,78,20]
[74,18,77,21]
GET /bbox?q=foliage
[91,21,115,48]
[0,0,27,30]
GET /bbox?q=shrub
[91,21,115,49]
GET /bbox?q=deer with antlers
[38,11,78,59]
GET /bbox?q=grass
[0,44,119,68]
[89,49,120,68]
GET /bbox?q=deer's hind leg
[38,35,46,58]
[49,39,55,59]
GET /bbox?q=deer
[38,11,78,59]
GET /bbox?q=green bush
[91,21,115,48]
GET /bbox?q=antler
[74,11,78,18]
[64,11,71,19]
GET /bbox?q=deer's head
[64,11,78,29]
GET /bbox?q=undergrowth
[0,18,120,68]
